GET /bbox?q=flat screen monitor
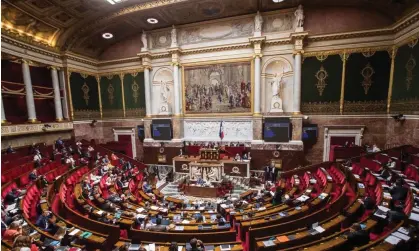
[302,124,318,142]
[263,117,290,142]
[151,119,172,140]
[137,125,144,139]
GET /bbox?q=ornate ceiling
[2,0,418,58]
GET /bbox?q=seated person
[12,235,38,251]
[390,179,408,201]
[234,153,241,161]
[242,153,248,160]
[387,159,396,169]
[196,177,205,186]
[361,196,376,210]
[115,176,124,190]
[2,221,22,241]
[187,238,204,251]
[142,181,152,193]
[88,145,94,152]
[5,188,22,205]
[345,223,370,247]
[34,153,43,168]
[146,218,167,232]
[380,168,391,179]
[67,145,74,155]
[82,177,92,196]
[372,144,381,153]
[214,214,226,225]
[56,137,63,148]
[6,145,15,154]
[95,152,102,162]
[272,187,283,205]
[108,191,124,204]
[36,211,56,233]
[29,170,38,181]
[111,153,118,161]
[65,156,76,168]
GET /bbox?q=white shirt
[372,146,381,152]
[33,154,41,161]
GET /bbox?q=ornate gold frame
[181,58,254,117]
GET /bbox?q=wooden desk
[185,185,217,197]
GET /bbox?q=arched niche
[152,67,174,114]
[262,57,294,113]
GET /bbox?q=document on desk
[148,243,155,251]
[181,220,190,224]
[5,203,16,211]
[262,240,275,247]
[175,226,184,231]
[178,246,183,251]
[358,183,365,189]
[136,208,145,213]
[398,227,410,235]
[353,174,360,179]
[314,226,325,233]
[69,229,80,236]
[96,210,104,215]
[297,195,310,202]
[409,212,419,221]
[384,235,401,245]
[150,206,159,210]
[392,231,410,241]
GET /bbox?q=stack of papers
[262,240,275,247]
[297,195,310,202]
[314,226,325,233]
[374,206,390,219]
[69,229,80,236]
[391,231,410,241]
[318,193,328,200]
[175,226,184,231]
[353,174,360,179]
[136,208,145,213]
[385,235,402,245]
[181,220,190,224]
[398,227,409,235]
[148,243,156,251]
[358,183,365,189]
[258,207,266,211]
[409,212,419,222]
[96,210,104,215]
[150,206,159,210]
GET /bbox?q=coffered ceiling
[2,0,418,59]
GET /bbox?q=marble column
[293,52,302,113]
[173,64,180,116]
[22,60,37,122]
[58,70,69,120]
[50,67,64,121]
[144,67,152,116]
[1,94,7,124]
[254,55,261,114]
[178,67,183,115]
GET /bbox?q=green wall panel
[100,75,123,118]
[393,43,419,100]
[69,72,100,119]
[123,72,146,117]
[301,54,342,102]
[345,51,390,102]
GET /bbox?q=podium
[200,149,220,160]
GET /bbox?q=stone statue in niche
[294,5,304,31]
[159,81,170,115]
[171,25,178,47]
[141,30,148,51]
[254,11,263,36]
[270,69,284,113]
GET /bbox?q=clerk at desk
[196,177,205,186]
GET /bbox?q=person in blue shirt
[196,177,205,186]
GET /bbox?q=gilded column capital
[293,50,304,55]
[253,53,263,58]
[47,66,60,71]
[170,62,181,67]
[339,51,350,62]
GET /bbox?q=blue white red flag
[219,121,224,140]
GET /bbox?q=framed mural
[182,59,253,115]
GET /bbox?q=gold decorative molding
[119,73,126,118]
[301,102,340,114]
[315,65,328,96]
[405,54,416,90]
[66,69,74,120]
[390,98,419,114]
[339,51,350,115]
[387,46,396,113]
[344,100,387,114]
[132,80,140,104]
[126,108,146,118]
[361,63,375,95]
[96,75,103,119]
[1,122,73,137]
[74,109,101,120]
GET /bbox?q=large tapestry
[184,61,252,115]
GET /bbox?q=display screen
[137,125,144,139]
[302,124,318,142]
[263,117,290,142]
[151,119,172,140]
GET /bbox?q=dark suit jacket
[391,186,408,201]
[347,230,370,246]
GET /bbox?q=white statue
[141,30,148,51]
[270,69,284,112]
[160,81,170,103]
[171,25,177,47]
[294,5,304,30]
[254,11,263,35]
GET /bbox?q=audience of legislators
[2,221,23,241]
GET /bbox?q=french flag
[219,121,224,140]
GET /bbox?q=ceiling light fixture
[272,0,284,3]
[102,33,113,39]
[147,18,159,24]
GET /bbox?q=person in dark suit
[153,165,160,180]
[272,187,283,205]
[29,170,38,181]
[187,238,204,251]
[345,223,369,247]
[6,145,15,154]
[147,218,167,232]
[390,179,408,201]
[116,176,124,190]
[36,211,56,233]
[5,189,21,204]
[264,165,272,183]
